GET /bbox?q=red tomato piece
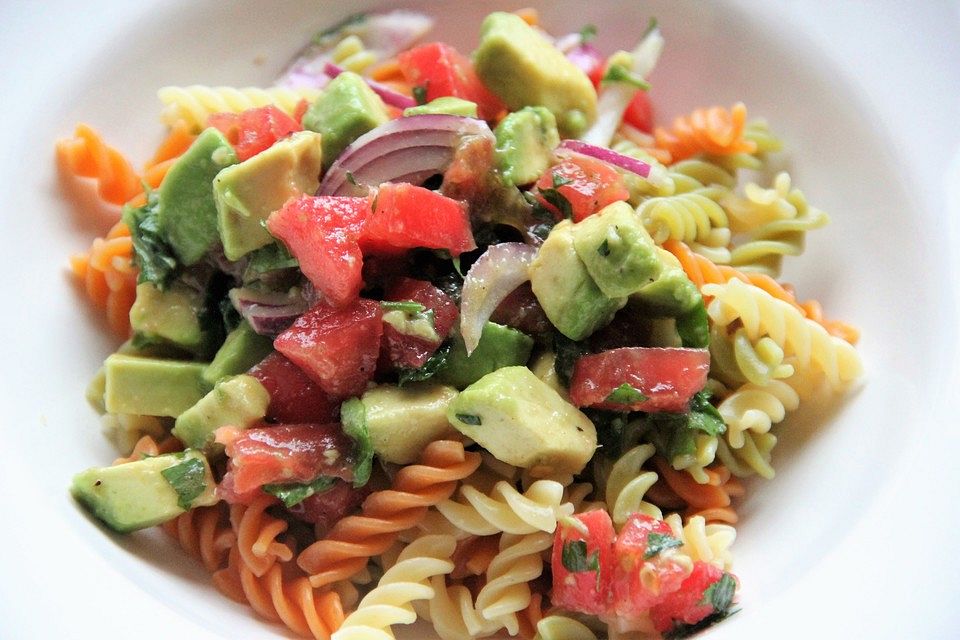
[248,352,340,424]
[381,278,459,369]
[273,298,383,398]
[361,183,476,256]
[489,283,552,336]
[267,194,372,307]
[568,347,710,413]
[613,513,691,619]
[650,561,736,633]
[286,479,371,536]
[397,42,506,121]
[216,423,356,503]
[534,156,630,222]
[623,90,655,134]
[550,510,616,616]
[207,105,301,161]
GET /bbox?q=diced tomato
[534,156,630,222]
[267,195,372,307]
[397,42,506,121]
[551,510,616,616]
[248,352,340,424]
[569,347,710,413]
[650,562,736,633]
[381,278,459,369]
[216,423,356,504]
[273,298,383,398]
[623,91,655,134]
[207,105,302,161]
[361,183,476,256]
[613,513,691,619]
[286,479,370,536]
[489,283,552,336]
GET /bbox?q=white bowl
[1,1,958,638]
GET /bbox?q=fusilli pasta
[157,85,321,130]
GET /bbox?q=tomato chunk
[551,510,616,616]
[613,513,691,619]
[286,479,371,536]
[623,91,655,134]
[534,155,629,222]
[216,423,355,504]
[267,194,372,307]
[248,352,340,424]
[397,42,506,121]
[569,347,710,413]
[361,183,476,256]
[650,562,737,633]
[274,298,383,398]
[381,278,459,369]
[207,105,302,161]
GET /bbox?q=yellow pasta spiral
[158,85,321,131]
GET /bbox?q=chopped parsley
[122,190,179,290]
[702,572,737,613]
[160,455,208,510]
[644,532,683,559]
[263,475,336,508]
[245,242,299,274]
[676,300,709,348]
[605,383,649,405]
[646,391,726,463]
[412,85,428,105]
[537,173,574,219]
[398,341,452,386]
[455,413,483,426]
[597,239,611,257]
[561,539,600,573]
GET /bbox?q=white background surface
[0,1,958,638]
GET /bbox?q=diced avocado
[202,321,274,386]
[382,307,441,343]
[172,374,269,455]
[71,450,217,533]
[571,201,662,298]
[360,383,459,464]
[214,130,324,260]
[447,366,596,477]
[157,128,238,265]
[437,323,534,389]
[529,220,626,340]
[86,367,107,414]
[630,248,702,316]
[474,12,597,137]
[129,282,205,353]
[302,71,389,170]
[101,413,167,455]
[103,354,210,418]
[404,97,478,118]
[529,350,568,399]
[493,106,560,187]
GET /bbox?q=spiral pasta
[667,158,737,194]
[157,85,321,131]
[112,434,181,465]
[647,459,744,525]
[718,379,801,449]
[297,440,481,589]
[230,494,295,577]
[161,502,235,572]
[715,431,778,479]
[534,615,600,640]
[599,444,663,527]
[663,514,736,571]
[637,187,732,263]
[709,325,796,387]
[436,479,573,536]
[70,220,138,336]
[654,102,758,162]
[332,535,457,640]
[56,123,143,206]
[476,531,554,635]
[428,574,503,640]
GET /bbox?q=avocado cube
[447,366,596,477]
[302,72,389,170]
[71,450,218,533]
[474,12,597,137]
[172,374,270,455]
[214,130,324,260]
[403,97,479,118]
[437,322,534,389]
[630,248,703,316]
[572,201,662,298]
[361,383,459,464]
[103,354,210,418]
[129,282,205,353]
[493,106,560,187]
[529,220,626,340]
[157,128,238,265]
[202,321,274,386]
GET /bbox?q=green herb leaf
[537,172,574,219]
[455,413,482,426]
[122,191,179,290]
[579,24,597,44]
[701,572,737,613]
[380,300,427,314]
[263,475,336,508]
[346,171,358,186]
[561,540,600,573]
[340,398,373,488]
[553,333,590,387]
[601,64,651,90]
[676,299,709,348]
[644,532,683,559]
[245,242,299,274]
[688,390,725,437]
[412,85,428,105]
[663,608,739,640]
[597,239,611,257]
[160,455,207,510]
[398,341,452,386]
[605,383,649,405]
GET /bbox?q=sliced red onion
[460,243,538,355]
[229,287,309,337]
[319,114,494,196]
[557,139,670,190]
[323,62,416,109]
[565,43,605,79]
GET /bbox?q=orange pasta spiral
[654,102,758,162]
[70,220,137,336]
[112,434,182,465]
[161,502,235,572]
[56,123,144,206]
[230,495,295,577]
[663,239,860,344]
[646,458,745,525]
[297,440,482,589]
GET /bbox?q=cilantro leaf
[602,63,651,90]
[455,413,482,426]
[263,475,336,508]
[676,300,709,348]
[122,191,179,290]
[702,572,737,613]
[537,173,574,219]
[644,532,683,559]
[597,239,611,257]
[688,390,725,437]
[663,609,739,640]
[340,398,374,488]
[579,24,597,44]
[160,455,208,510]
[380,301,427,314]
[552,333,590,387]
[412,85,428,105]
[605,383,649,405]
[646,391,726,462]
[561,540,600,573]
[398,341,452,386]
[245,242,299,274]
